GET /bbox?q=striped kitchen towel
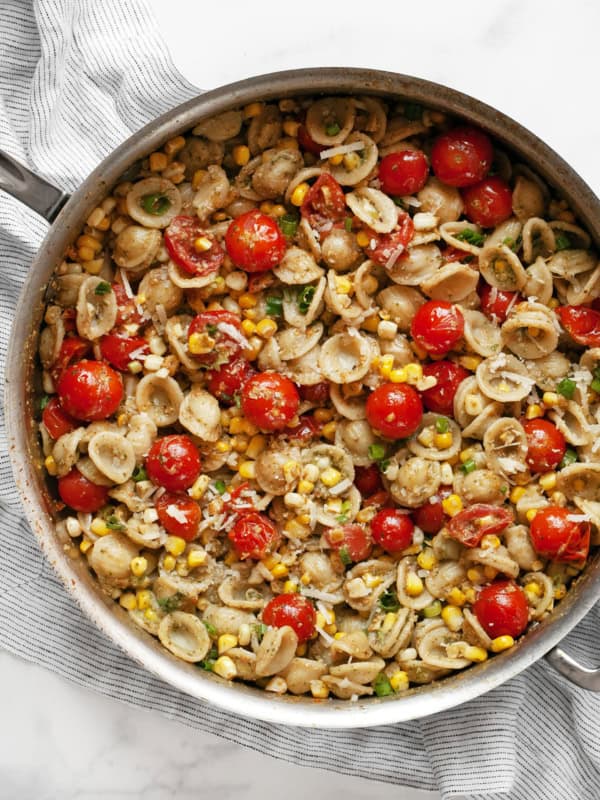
[1,2,599,797]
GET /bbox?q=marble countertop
[3,1,600,798]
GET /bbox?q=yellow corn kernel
[356,506,376,524]
[164,135,186,155]
[213,655,237,680]
[246,434,267,460]
[389,367,408,383]
[313,408,334,424]
[381,612,397,634]
[218,633,238,654]
[315,612,326,629]
[232,145,250,166]
[162,554,176,572]
[467,567,483,583]
[548,297,559,309]
[44,455,57,476]
[379,353,395,379]
[480,534,501,550]
[231,434,249,453]
[389,671,409,692]
[296,513,311,526]
[572,479,585,493]
[510,486,526,504]
[333,631,346,640]
[295,643,308,658]
[526,508,538,523]
[215,439,231,454]
[188,332,214,355]
[238,460,257,480]
[228,417,246,435]
[483,565,498,581]
[539,472,557,492]
[442,494,463,517]
[79,538,93,554]
[343,152,361,171]
[310,679,330,699]
[238,292,258,309]
[165,536,186,557]
[130,556,148,577]
[262,555,278,571]
[256,318,278,338]
[405,363,423,384]
[119,592,137,611]
[328,153,344,166]
[194,236,213,253]
[297,480,315,495]
[361,315,380,332]
[417,548,437,571]
[459,448,475,464]
[447,587,467,607]
[300,572,311,586]
[320,467,342,487]
[490,635,515,653]
[525,403,544,420]
[244,101,264,118]
[149,151,168,171]
[464,645,488,663]
[223,551,238,566]
[136,590,153,610]
[458,355,482,372]
[524,581,542,597]
[90,518,109,536]
[192,168,207,190]
[282,119,300,137]
[554,584,567,600]
[364,574,382,589]
[405,573,424,597]
[86,207,106,228]
[283,459,300,478]
[283,580,298,593]
[187,550,207,569]
[271,563,289,579]
[434,432,453,450]
[260,200,275,214]
[356,230,371,248]
[271,204,287,217]
[284,519,309,537]
[321,421,337,440]
[542,391,560,407]
[463,587,476,604]
[144,609,159,623]
[441,605,464,632]
[335,276,353,295]
[240,319,256,337]
[290,182,310,206]
[78,245,95,262]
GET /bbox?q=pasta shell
[284,167,325,206]
[376,285,425,331]
[39,318,64,370]
[422,262,479,302]
[179,385,221,442]
[461,401,505,441]
[252,148,304,200]
[335,419,381,466]
[305,97,355,146]
[274,246,324,285]
[52,428,86,477]
[417,177,463,223]
[520,572,554,620]
[255,625,298,677]
[330,630,373,661]
[125,515,167,549]
[353,260,379,310]
[453,375,492,427]
[192,110,243,142]
[322,675,374,700]
[389,457,442,508]
[512,174,545,221]
[164,315,198,370]
[479,244,527,291]
[329,383,366,421]
[88,431,136,484]
[321,228,362,272]
[483,417,529,481]
[380,116,426,146]
[504,524,539,571]
[547,248,596,279]
[439,221,484,257]
[346,187,398,233]
[457,468,507,505]
[416,624,470,670]
[157,611,211,663]
[329,659,386,685]
[126,178,181,229]
[255,447,301,495]
[354,96,387,143]
[283,277,326,329]
[408,413,461,462]
[461,609,492,649]
[462,309,503,357]
[167,259,217,289]
[136,373,184,427]
[281,658,328,695]
[217,575,268,611]
[318,329,373,384]
[179,137,224,176]
[126,413,158,459]
[330,132,378,186]
[324,270,369,324]
[398,660,451,685]
[464,544,520,579]
[368,608,416,659]
[192,164,231,220]
[484,217,522,249]
[203,604,257,635]
[227,648,258,681]
[273,322,322,362]
[563,263,600,305]
[113,225,161,272]
[425,562,468,599]
[49,273,87,308]
[88,533,139,588]
[476,353,535,402]
[343,559,395,612]
[235,155,263,201]
[284,343,324,386]
[549,401,593,446]
[109,480,150,514]
[524,351,570,392]
[247,105,282,155]
[76,276,118,340]
[548,220,591,251]
[387,244,442,286]
[501,302,559,360]
[138,266,183,315]
[523,257,553,305]
[521,217,555,264]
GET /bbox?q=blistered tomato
[431,126,493,187]
[262,593,316,642]
[145,435,201,492]
[473,581,529,638]
[57,359,123,421]
[225,210,286,273]
[421,361,470,416]
[366,383,423,439]
[58,468,109,513]
[411,301,464,356]
[241,372,300,432]
[461,176,513,227]
[370,508,414,553]
[228,512,280,560]
[522,418,566,474]
[156,493,201,541]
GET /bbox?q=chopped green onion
[325,122,341,136]
[297,285,316,314]
[253,622,268,641]
[593,366,600,380]
[393,196,408,208]
[206,323,218,336]
[557,377,576,399]
[560,448,578,469]
[379,588,400,612]
[435,417,449,434]
[197,646,218,671]
[344,217,353,232]
[158,593,183,613]
[554,232,572,251]
[461,458,477,474]
[203,621,217,637]
[403,103,423,121]
[591,378,600,394]
[368,443,386,461]
[378,458,390,474]
[234,393,242,409]
[94,281,111,296]
[105,514,125,531]
[422,600,442,618]
[214,479,227,495]
[265,296,283,317]
[141,192,171,215]
[40,395,50,411]
[339,546,352,566]
[132,465,147,482]
[500,485,508,495]
[373,672,394,697]
[455,229,485,247]
[502,237,515,250]
[278,213,298,238]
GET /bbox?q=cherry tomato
[241,372,300,432]
[207,358,255,404]
[354,464,384,497]
[421,361,470,416]
[366,383,423,440]
[225,210,286,273]
[188,310,243,367]
[57,468,109,513]
[473,580,529,639]
[370,508,414,553]
[378,150,429,196]
[593,298,600,313]
[112,283,145,327]
[283,414,321,442]
[156,493,201,541]
[478,282,520,323]
[556,305,600,347]
[299,382,330,405]
[262,593,316,642]
[430,126,494,188]
[57,359,123,421]
[442,245,474,264]
[164,216,225,277]
[522,418,566,474]
[363,490,391,509]
[50,336,91,382]
[300,174,346,231]
[100,334,149,372]
[367,212,415,268]
[529,506,591,562]
[446,504,514,548]
[145,435,201,492]
[228,511,280,560]
[410,300,464,356]
[42,397,77,439]
[247,271,276,294]
[461,176,513,227]
[297,124,323,156]
[325,523,373,563]
[413,497,446,535]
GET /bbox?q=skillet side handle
[0,150,69,223]
[545,646,600,691]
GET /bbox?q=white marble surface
[4,1,600,798]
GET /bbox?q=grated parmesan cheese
[319,140,365,160]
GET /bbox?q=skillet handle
[545,646,600,691]
[0,149,69,223]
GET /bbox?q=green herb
[140,192,171,215]
[379,588,400,613]
[94,281,111,296]
[40,395,50,411]
[502,237,516,250]
[403,103,423,121]
[265,296,283,317]
[461,458,477,474]
[234,393,242,409]
[297,285,316,314]
[455,228,485,247]
[591,377,600,394]
[132,465,148,482]
[325,122,341,136]
[378,458,390,474]
[373,672,394,697]
[557,377,576,399]
[555,232,572,251]
[339,546,352,566]
[500,485,508,494]
[279,213,299,238]
[422,600,442,618]
[203,621,217,638]
[214,479,227,495]
[253,622,268,642]
[197,646,218,671]
[157,593,183,613]
[344,217,353,232]
[368,443,386,461]
[105,514,125,531]
[206,323,218,336]
[336,500,351,524]
[560,448,578,469]
[435,416,449,434]
[393,196,408,208]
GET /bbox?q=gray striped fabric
[1,2,599,797]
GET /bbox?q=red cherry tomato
[50,336,91,382]
[529,506,591,562]
[155,493,201,541]
[522,418,566,474]
[473,580,529,638]
[57,468,109,513]
[478,282,520,323]
[411,300,464,356]
[446,504,514,548]
[461,176,513,228]
[57,359,123,421]
[225,210,286,273]
[421,361,470,416]
[262,593,316,642]
[413,497,446,535]
[430,126,494,188]
[228,511,280,560]
[145,435,201,492]
[100,334,149,372]
[556,305,600,346]
[378,150,429,196]
[300,174,346,231]
[299,382,330,405]
[363,490,391,509]
[367,212,415,268]
[42,397,77,439]
[354,464,384,497]
[188,310,243,367]
[370,508,414,553]
[241,372,300,432]
[297,124,323,156]
[325,523,373,563]
[282,414,321,442]
[207,357,255,404]
[442,245,474,264]
[164,216,225,277]
[112,283,144,327]
[366,383,423,440]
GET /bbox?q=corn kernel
[389,367,408,383]
[483,565,498,580]
[290,182,310,206]
[130,556,148,577]
[417,548,437,571]
[490,635,515,653]
[283,580,298,593]
[192,168,207,190]
[144,609,159,623]
[539,472,557,492]
[548,297,559,309]
[460,448,475,464]
[510,486,526,504]
[244,102,264,118]
[335,276,353,295]
[284,519,309,537]
[215,439,231,454]
[329,153,344,166]
[356,506,376,524]
[90,518,109,536]
[271,563,289,579]
[256,318,278,338]
[364,574,382,589]
[246,434,267,460]
[525,403,544,420]
[442,494,463,517]
[465,645,488,662]
[79,538,92,554]
[434,432,453,450]
[238,292,257,309]
[524,581,542,597]
[405,573,424,597]
[467,567,483,583]
[194,236,213,253]
[44,455,57,476]
[356,230,371,248]
[320,467,342,487]
[188,331,214,355]
[554,584,567,600]
[241,319,256,336]
[231,434,249,453]
[86,207,106,228]
[480,534,501,549]
[163,554,176,572]
[295,642,308,656]
[313,408,333,424]
[136,590,153,610]
[361,315,380,332]
[447,587,467,607]
[322,421,337,440]
[405,363,423,384]
[526,508,538,523]
[149,152,168,171]
[260,200,275,214]
[542,391,560,407]
[187,550,207,569]
[238,460,257,480]
[343,152,361,171]
[262,555,278,571]
[271,204,287,217]
[119,592,137,611]
[165,536,186,557]
[164,135,186,155]
[333,631,346,640]
[218,633,238,654]
[458,355,482,371]
[310,679,329,699]
[233,145,250,166]
[379,353,395,379]
[389,671,409,692]
[441,605,464,632]
[213,655,237,680]
[300,572,311,586]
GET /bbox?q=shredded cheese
[319,140,365,160]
